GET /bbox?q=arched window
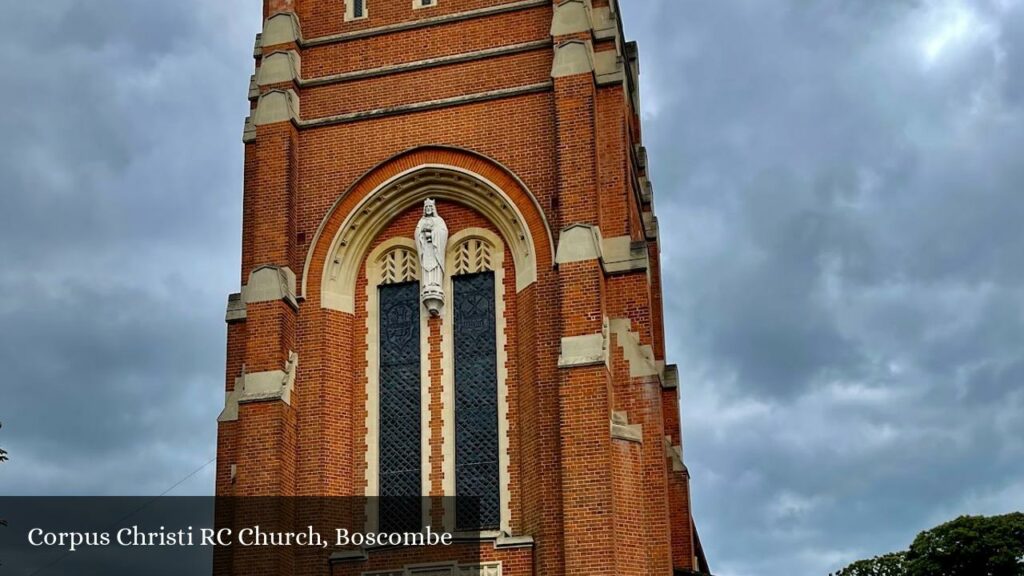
[365,230,511,534]
[378,279,421,531]
[367,244,425,532]
[450,237,502,531]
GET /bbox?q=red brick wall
[217,0,701,574]
[300,7,551,77]
[300,50,551,118]
[297,0,541,39]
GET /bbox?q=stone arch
[303,147,553,313]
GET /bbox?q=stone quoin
[215,1,711,575]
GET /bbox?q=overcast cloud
[1,2,1022,576]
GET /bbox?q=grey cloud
[622,0,1024,574]
[0,1,1021,575]
[50,1,195,55]
[0,1,194,54]
[1006,8,1024,104]
[0,1,252,270]
[0,0,258,496]
[0,276,223,495]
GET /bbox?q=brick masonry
[216,1,707,574]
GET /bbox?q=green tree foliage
[830,552,906,576]
[905,513,1024,576]
[831,513,1024,576]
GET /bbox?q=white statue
[415,199,449,316]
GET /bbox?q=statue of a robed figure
[415,199,449,316]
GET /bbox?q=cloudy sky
[1,1,1022,575]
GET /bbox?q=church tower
[216,0,709,574]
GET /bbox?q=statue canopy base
[422,296,443,317]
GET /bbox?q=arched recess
[362,236,431,532]
[302,147,554,313]
[440,227,512,534]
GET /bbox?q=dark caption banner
[0,497,482,575]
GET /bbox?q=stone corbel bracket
[642,211,659,242]
[623,40,641,111]
[244,88,301,142]
[593,49,626,86]
[256,50,301,86]
[635,144,649,174]
[555,223,648,275]
[665,436,687,474]
[225,265,298,324]
[601,235,649,274]
[254,89,301,127]
[225,292,246,323]
[611,410,642,443]
[242,115,256,143]
[243,11,302,141]
[261,11,303,47]
[552,0,619,42]
[218,351,299,422]
[247,74,260,100]
[639,175,654,204]
[551,0,593,36]
[658,362,679,390]
[551,39,594,78]
[592,1,618,41]
[558,317,609,369]
[550,0,634,97]
[242,265,299,309]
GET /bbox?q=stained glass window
[378,281,421,532]
[453,272,500,530]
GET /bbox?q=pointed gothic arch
[302,147,554,314]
